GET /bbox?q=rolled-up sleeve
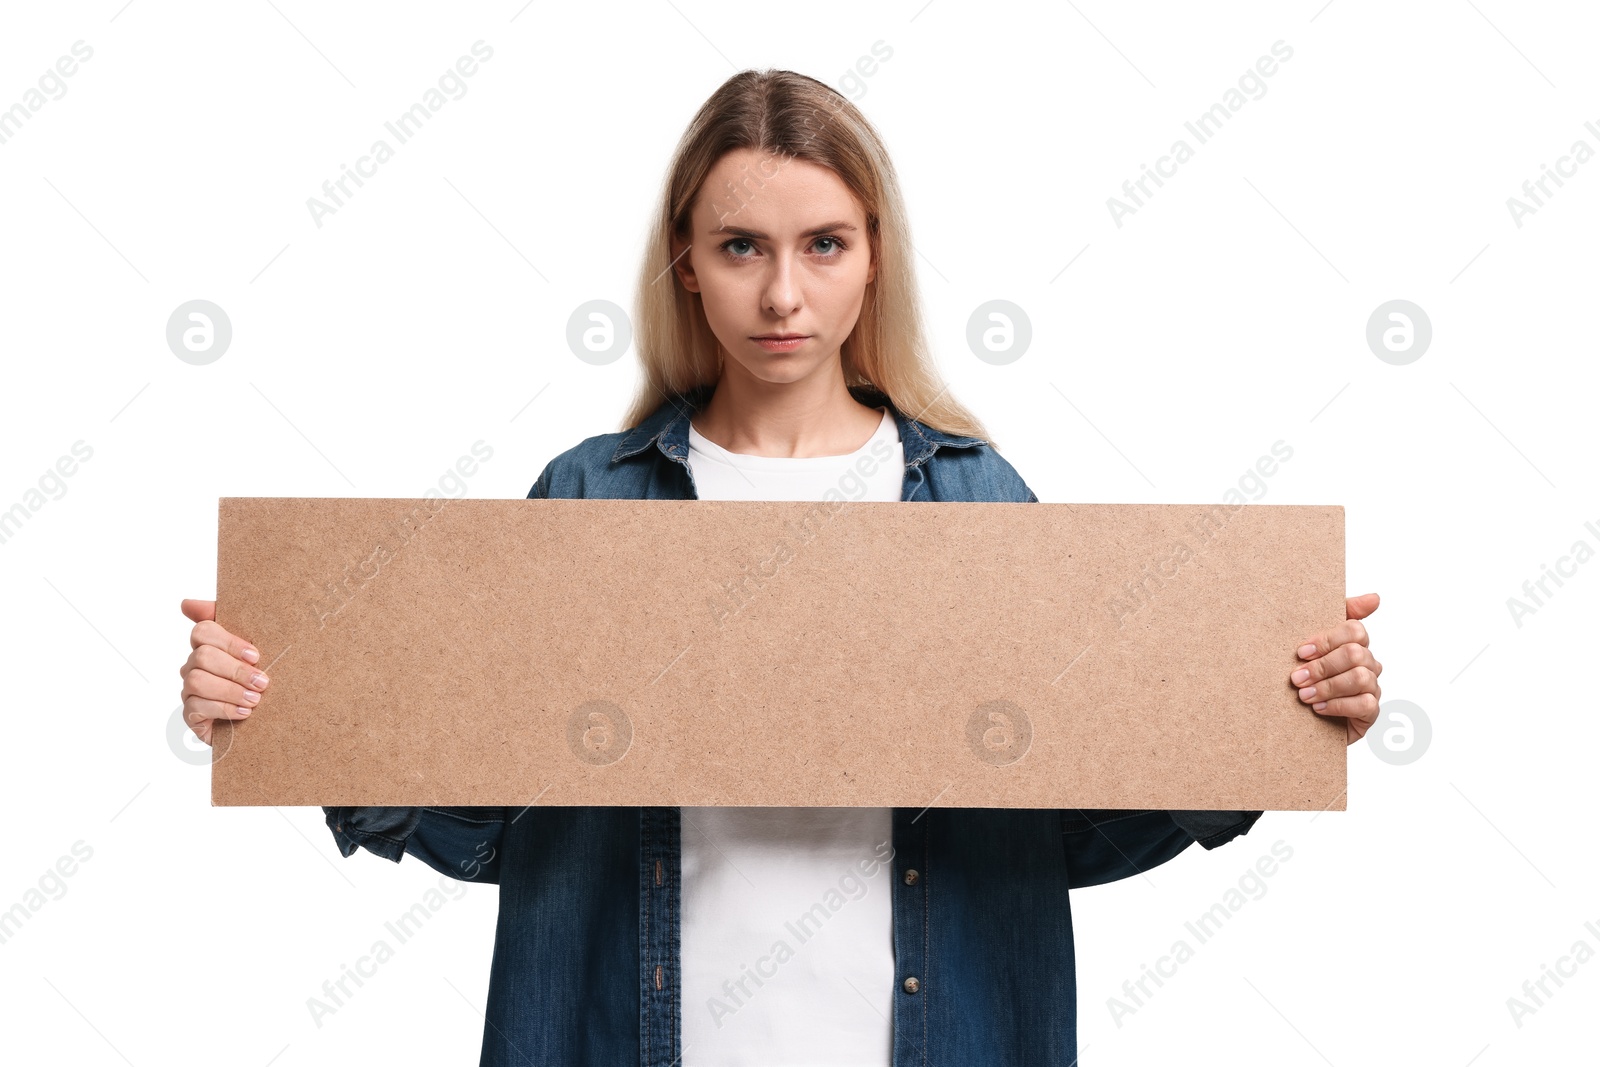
[324,806,421,862]
[323,806,506,884]
[1167,809,1264,850]
[1062,808,1195,889]
[1060,807,1263,888]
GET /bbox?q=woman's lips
[752,335,809,351]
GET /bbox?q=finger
[181,694,254,748]
[189,615,261,665]
[1344,592,1380,621]
[188,644,270,694]
[182,695,255,726]
[1290,643,1380,687]
[182,666,264,719]
[187,713,213,747]
[1296,665,1380,705]
[1307,692,1379,722]
[1296,618,1371,660]
[181,598,216,624]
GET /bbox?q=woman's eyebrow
[708,221,859,238]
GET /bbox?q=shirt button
[903,976,921,994]
[903,868,919,885]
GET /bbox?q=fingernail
[250,673,269,689]
[237,706,252,716]
[1297,644,1317,659]
[242,690,260,704]
[1298,686,1318,700]
[242,647,261,664]
[1312,701,1327,711]
[1291,668,1310,685]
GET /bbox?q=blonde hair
[619,68,996,446]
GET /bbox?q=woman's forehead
[695,152,864,232]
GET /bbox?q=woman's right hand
[179,599,270,747]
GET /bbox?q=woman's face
[671,147,876,389]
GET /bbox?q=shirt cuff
[1168,809,1264,850]
[323,806,424,863]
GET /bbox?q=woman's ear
[669,234,700,293]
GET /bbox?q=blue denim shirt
[323,381,1264,1067]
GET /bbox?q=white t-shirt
[680,405,903,1067]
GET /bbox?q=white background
[1,1,1596,1064]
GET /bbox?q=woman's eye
[718,236,846,260]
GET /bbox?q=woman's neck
[690,371,883,458]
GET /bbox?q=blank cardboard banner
[210,497,1346,811]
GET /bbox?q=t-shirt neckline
[687,406,896,470]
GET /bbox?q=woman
[179,69,1383,1067]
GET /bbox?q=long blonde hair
[619,68,996,446]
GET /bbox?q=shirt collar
[609,381,984,468]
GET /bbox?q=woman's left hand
[1290,592,1383,746]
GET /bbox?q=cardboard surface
[211,497,1346,811]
